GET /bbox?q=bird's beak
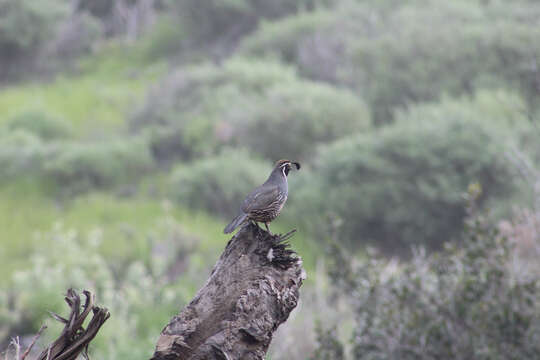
[292,162,301,170]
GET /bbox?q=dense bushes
[0,0,68,79]
[130,58,297,132]
[6,111,72,140]
[291,92,518,251]
[349,9,540,123]
[132,58,370,162]
[0,0,67,51]
[239,11,334,63]
[43,138,152,193]
[170,149,269,218]
[224,80,370,161]
[47,11,102,63]
[2,1,540,359]
[166,0,325,52]
[0,130,49,181]
[315,197,540,359]
[239,1,540,123]
[0,128,152,192]
[130,59,299,162]
[134,14,186,62]
[1,219,202,359]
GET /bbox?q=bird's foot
[251,221,264,236]
[264,223,275,237]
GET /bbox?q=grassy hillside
[1,1,539,359]
[0,49,164,137]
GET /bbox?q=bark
[151,223,305,360]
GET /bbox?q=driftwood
[36,289,110,360]
[4,289,109,360]
[151,223,305,360]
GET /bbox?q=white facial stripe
[279,162,291,177]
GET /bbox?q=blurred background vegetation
[1,0,539,359]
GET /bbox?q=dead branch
[34,289,110,360]
[20,326,46,360]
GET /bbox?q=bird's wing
[241,185,280,213]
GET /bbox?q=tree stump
[151,223,305,360]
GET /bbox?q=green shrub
[224,80,370,161]
[238,1,540,123]
[48,11,102,62]
[1,218,202,359]
[0,130,49,181]
[134,14,187,62]
[76,0,113,20]
[0,0,68,79]
[0,0,67,52]
[165,0,323,49]
[130,58,298,130]
[291,93,517,251]
[7,111,72,140]
[132,58,370,162]
[43,138,152,193]
[0,130,153,191]
[170,149,269,218]
[239,11,334,63]
[310,324,345,360]
[321,198,540,359]
[347,1,540,123]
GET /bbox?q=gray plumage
[224,159,300,234]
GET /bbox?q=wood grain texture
[151,223,305,360]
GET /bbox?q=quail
[224,159,301,235]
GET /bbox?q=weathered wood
[151,223,305,360]
[35,289,110,360]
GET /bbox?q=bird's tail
[223,212,248,234]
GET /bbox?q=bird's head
[274,159,301,177]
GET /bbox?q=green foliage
[0,180,230,286]
[2,2,540,358]
[170,149,269,218]
[131,58,298,130]
[165,0,322,49]
[0,0,68,78]
[0,130,153,193]
[323,200,540,359]
[225,80,370,161]
[0,0,67,51]
[76,0,113,19]
[131,58,298,161]
[6,111,72,140]
[134,14,187,62]
[291,92,517,251]
[1,218,203,359]
[0,55,162,136]
[132,58,370,162]
[239,10,334,62]
[240,1,540,123]
[310,324,345,360]
[0,130,49,181]
[49,11,102,62]
[347,1,540,123]
[354,17,540,122]
[43,138,153,193]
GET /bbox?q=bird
[224,159,301,235]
